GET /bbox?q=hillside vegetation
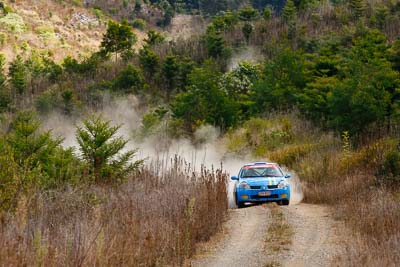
[0,0,400,266]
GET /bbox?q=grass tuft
[0,158,228,266]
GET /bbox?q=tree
[162,3,175,27]
[113,64,144,93]
[242,23,253,43]
[171,62,239,133]
[6,112,80,189]
[100,20,137,60]
[0,54,6,87]
[326,30,399,133]
[208,11,239,33]
[61,89,75,115]
[349,0,364,20]
[238,7,258,43]
[205,31,227,59]
[282,0,297,38]
[238,7,259,21]
[76,116,142,183]
[162,55,179,100]
[144,29,165,46]
[199,0,228,15]
[9,55,27,96]
[283,0,297,23]
[388,38,400,72]
[0,53,10,111]
[251,49,307,113]
[263,7,272,20]
[139,47,160,79]
[374,5,388,30]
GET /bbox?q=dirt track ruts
[191,203,346,267]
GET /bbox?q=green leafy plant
[76,116,143,183]
[101,20,137,60]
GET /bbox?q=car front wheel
[278,199,290,206]
[237,201,245,208]
[235,192,245,208]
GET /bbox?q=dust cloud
[228,46,263,71]
[41,93,303,208]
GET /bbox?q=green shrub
[0,32,7,46]
[93,8,104,19]
[35,89,59,114]
[76,116,143,183]
[113,64,144,93]
[3,5,13,14]
[0,13,26,33]
[0,87,11,111]
[132,18,146,30]
[378,148,400,186]
[71,0,83,7]
[35,25,56,41]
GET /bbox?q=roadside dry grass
[0,159,228,266]
[226,113,400,266]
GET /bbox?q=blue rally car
[231,162,291,208]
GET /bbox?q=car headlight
[239,182,251,189]
[278,180,289,189]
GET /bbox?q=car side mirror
[231,176,239,180]
[285,173,291,179]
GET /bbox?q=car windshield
[241,166,283,178]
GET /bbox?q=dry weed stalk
[0,158,228,266]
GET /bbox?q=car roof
[242,161,279,169]
[243,162,278,167]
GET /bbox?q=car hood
[240,177,285,186]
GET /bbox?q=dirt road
[191,203,346,267]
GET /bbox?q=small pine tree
[100,20,137,60]
[113,64,144,93]
[9,55,27,96]
[0,53,10,111]
[0,54,6,86]
[144,30,165,46]
[374,5,388,29]
[350,0,364,20]
[263,7,272,20]
[242,22,253,43]
[162,55,179,100]
[76,116,143,183]
[238,6,258,22]
[283,0,297,23]
[139,47,159,79]
[205,32,226,58]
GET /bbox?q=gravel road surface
[191,203,346,267]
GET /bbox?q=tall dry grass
[226,113,400,266]
[0,158,228,266]
[282,129,400,266]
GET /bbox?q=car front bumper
[237,187,290,202]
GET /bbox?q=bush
[92,8,104,19]
[0,13,26,33]
[132,18,146,30]
[113,64,144,93]
[377,149,400,186]
[0,32,7,47]
[35,89,58,114]
[35,25,56,41]
[3,112,82,194]
[76,116,143,183]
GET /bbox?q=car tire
[234,191,245,208]
[237,202,245,209]
[278,199,290,206]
